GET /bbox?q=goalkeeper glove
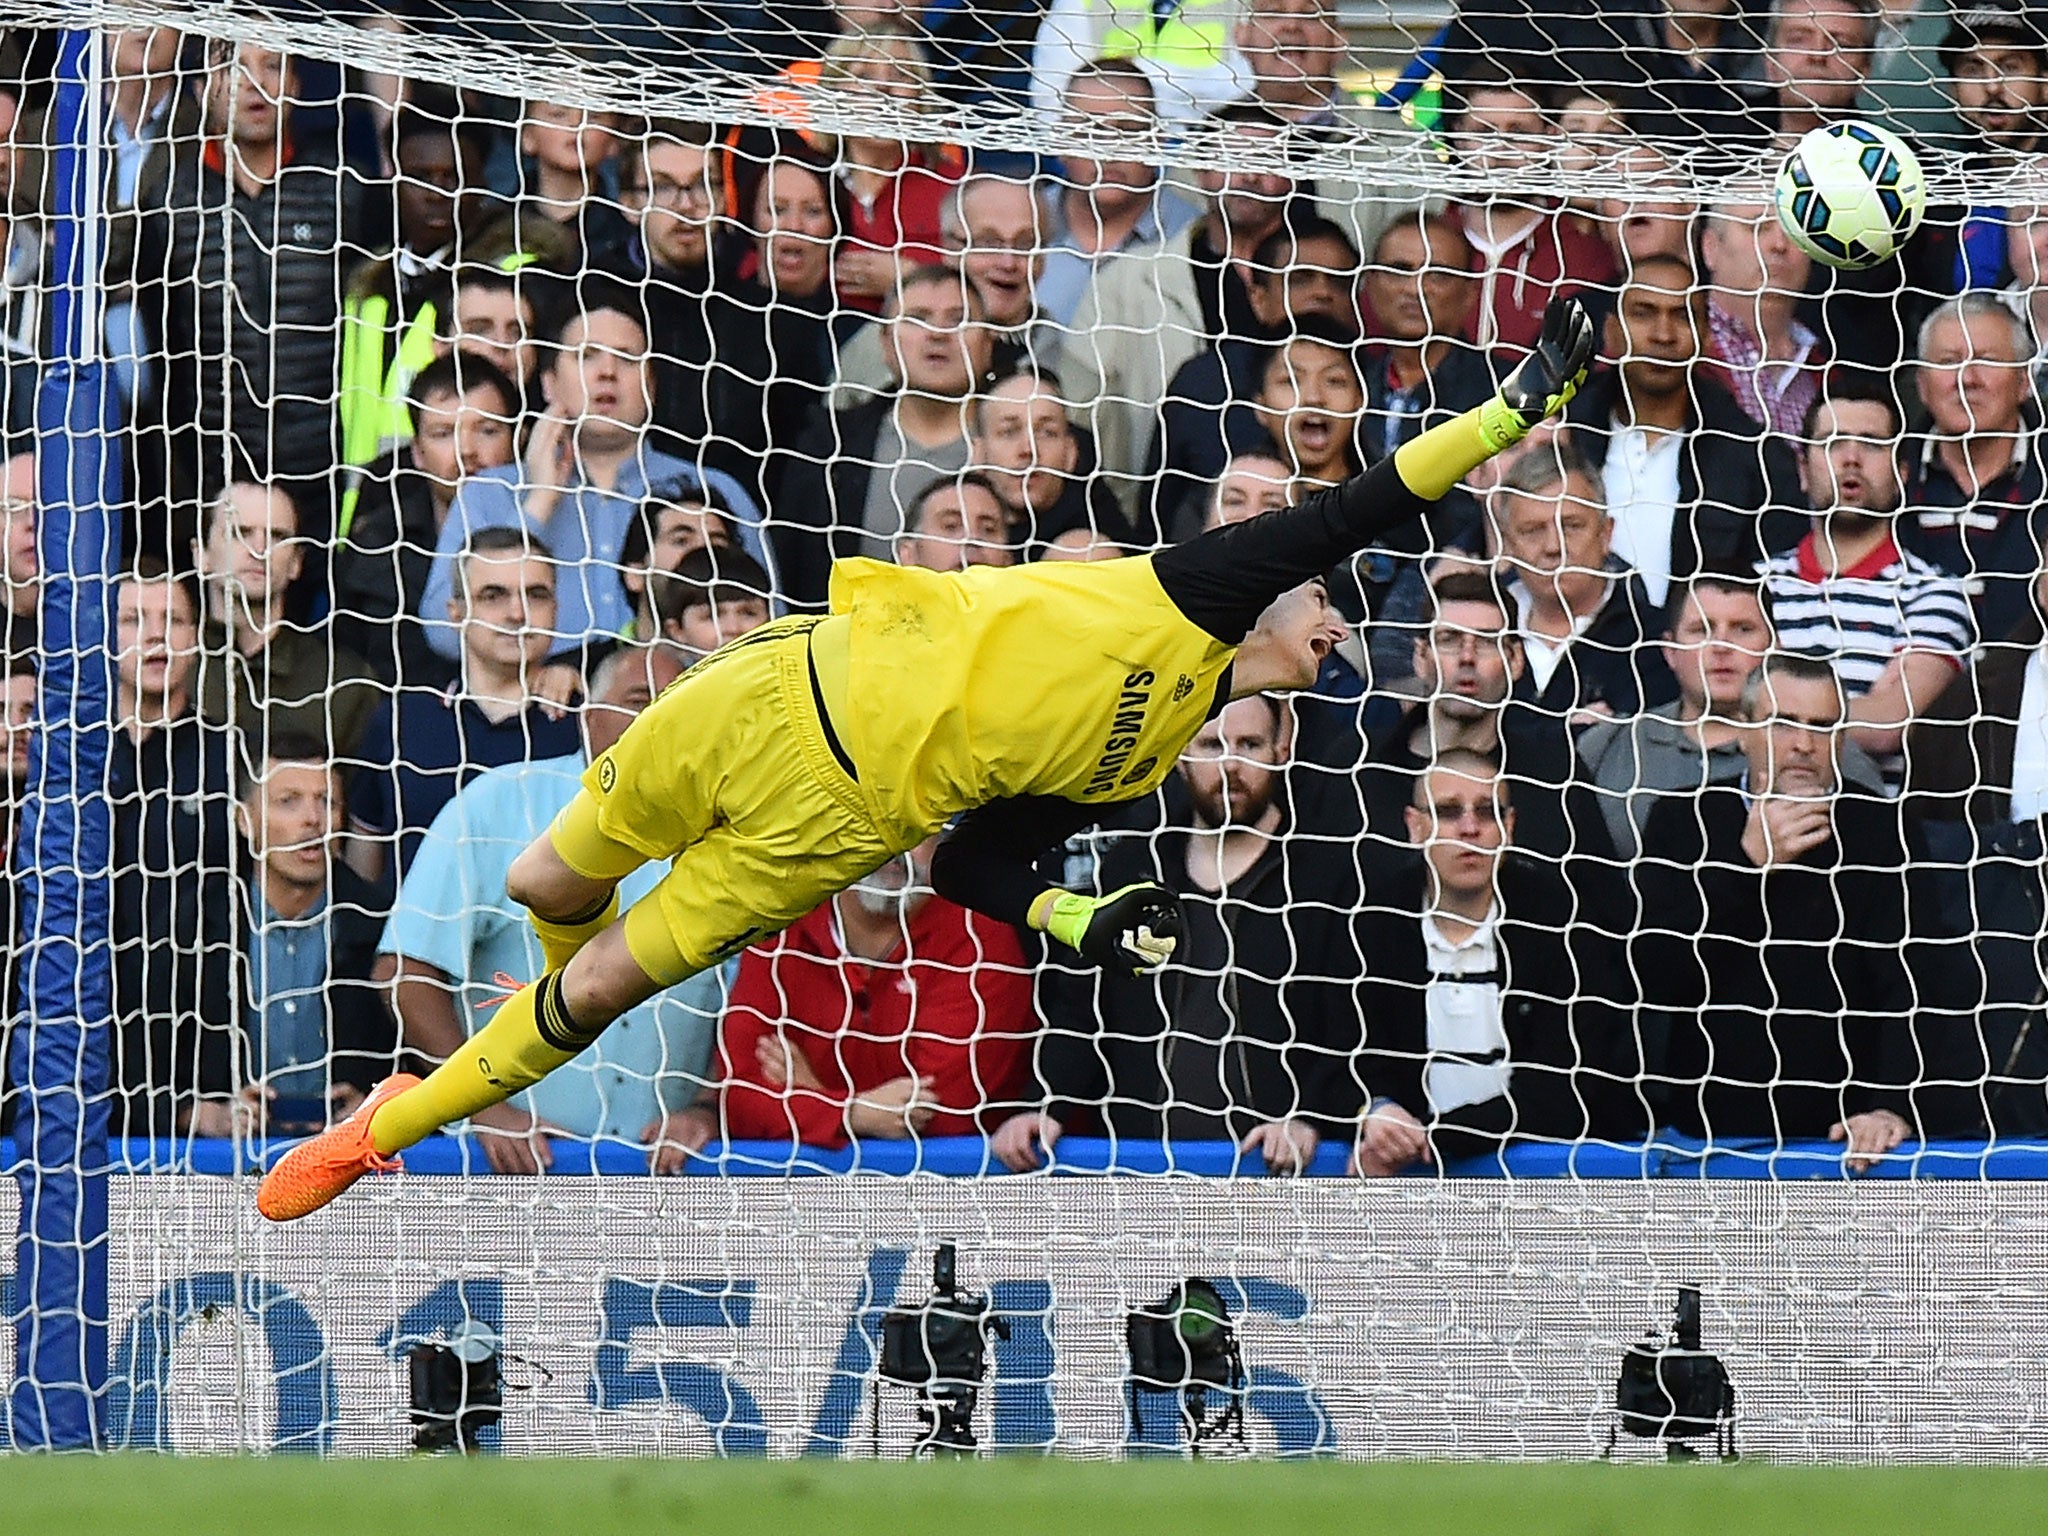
[1477,295,1596,453]
[1037,883,1183,974]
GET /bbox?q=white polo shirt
[1422,905,1511,1117]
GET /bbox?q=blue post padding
[9,26,120,1452]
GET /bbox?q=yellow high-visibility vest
[338,291,438,470]
[1099,0,1234,76]
[335,250,540,543]
[335,291,440,544]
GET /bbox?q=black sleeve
[764,410,838,610]
[1150,453,1435,644]
[1628,804,1717,1014]
[929,794,1112,928]
[1289,905,1372,1137]
[131,189,169,359]
[1559,915,1654,1141]
[1034,972,1121,1130]
[1843,832,1918,1127]
[327,876,400,1095]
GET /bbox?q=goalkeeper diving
[256,297,1595,1221]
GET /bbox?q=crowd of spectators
[1,0,2048,1174]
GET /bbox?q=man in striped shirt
[1760,381,1976,792]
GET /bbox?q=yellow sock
[369,972,601,1155]
[1393,405,1512,501]
[529,890,619,973]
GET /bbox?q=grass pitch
[6,1456,2047,1536]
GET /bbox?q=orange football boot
[255,1073,420,1222]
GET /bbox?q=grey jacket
[1060,220,1208,516]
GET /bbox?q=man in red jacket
[1448,76,1616,353]
[663,837,1033,1157]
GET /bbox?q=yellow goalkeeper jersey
[827,555,1236,844]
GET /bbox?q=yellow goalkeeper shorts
[548,617,905,984]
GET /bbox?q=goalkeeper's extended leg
[256,802,665,1222]
[255,905,671,1222]
[257,825,902,1220]
[527,890,619,973]
[363,915,667,1155]
[255,604,911,1222]
[514,791,650,971]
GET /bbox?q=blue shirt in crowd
[349,688,583,881]
[1036,182,1198,332]
[417,449,765,660]
[381,751,721,1140]
[248,886,332,1101]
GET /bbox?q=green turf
[6,1456,2048,1536]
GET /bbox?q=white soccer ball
[1773,120,1927,271]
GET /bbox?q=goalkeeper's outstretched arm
[928,793,1182,974]
[930,793,1098,932]
[931,298,1593,972]
[1151,296,1595,646]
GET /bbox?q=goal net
[4,0,2048,1460]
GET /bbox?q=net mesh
[1,0,2048,1456]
